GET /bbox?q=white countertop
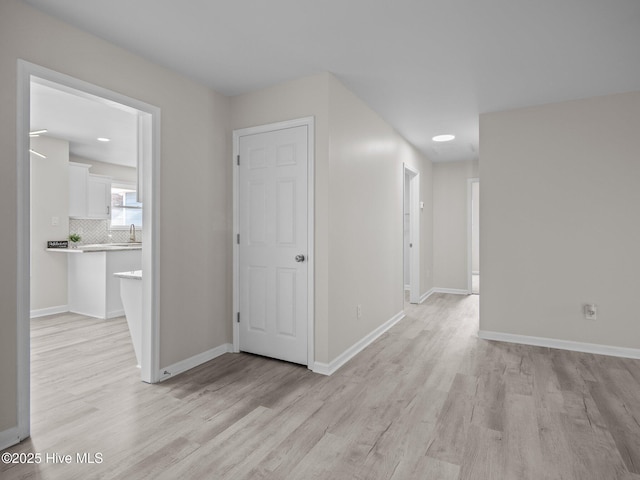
[114,270,142,280]
[47,243,142,253]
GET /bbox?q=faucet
[129,224,136,243]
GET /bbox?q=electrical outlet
[584,304,597,320]
[356,304,362,319]
[51,216,59,226]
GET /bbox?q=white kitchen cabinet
[68,162,111,219]
[68,249,142,319]
[87,174,111,219]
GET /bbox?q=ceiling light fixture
[432,134,455,142]
[29,129,48,137]
[29,149,47,159]
[97,137,111,142]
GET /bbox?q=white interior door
[238,125,308,365]
[404,164,420,304]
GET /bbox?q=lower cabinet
[68,250,142,319]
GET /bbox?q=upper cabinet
[69,162,111,219]
[87,175,111,219]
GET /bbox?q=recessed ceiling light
[29,129,48,137]
[432,134,455,142]
[97,137,111,142]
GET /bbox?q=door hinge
[237,233,240,244]
[237,312,240,323]
[237,155,240,166]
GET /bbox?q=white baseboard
[0,426,20,451]
[30,305,68,318]
[472,271,479,275]
[432,288,469,295]
[106,309,125,319]
[419,288,436,303]
[158,343,233,381]
[312,311,406,376]
[478,330,640,360]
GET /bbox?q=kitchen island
[48,243,142,319]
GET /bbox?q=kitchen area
[30,78,144,366]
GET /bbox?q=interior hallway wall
[231,73,434,364]
[480,91,640,350]
[432,159,478,291]
[0,0,231,436]
[472,181,479,274]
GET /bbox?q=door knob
[295,254,306,262]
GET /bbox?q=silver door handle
[295,254,306,262]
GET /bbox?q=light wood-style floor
[3,294,640,479]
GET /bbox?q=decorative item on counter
[68,233,82,248]
[47,240,69,249]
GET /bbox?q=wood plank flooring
[2,294,640,479]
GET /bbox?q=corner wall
[231,73,434,365]
[480,91,640,350]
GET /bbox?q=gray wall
[0,0,231,433]
[480,91,640,349]
[432,159,478,291]
[30,136,69,313]
[231,73,434,364]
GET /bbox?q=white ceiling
[24,0,640,162]
[31,79,138,167]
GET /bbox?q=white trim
[472,271,480,275]
[30,305,68,318]
[404,164,420,304]
[157,343,233,382]
[478,330,640,360]
[0,427,20,451]
[467,178,479,294]
[432,287,469,295]
[312,311,406,376]
[232,117,315,368]
[419,288,436,303]
[16,61,162,442]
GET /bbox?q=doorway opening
[404,164,420,304]
[16,61,161,442]
[468,178,479,294]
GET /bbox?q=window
[110,183,142,229]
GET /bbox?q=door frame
[232,117,315,368]
[467,177,479,294]
[404,164,420,304]
[16,60,162,441]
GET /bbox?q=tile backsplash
[69,219,142,244]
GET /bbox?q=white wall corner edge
[312,310,406,376]
[0,426,20,451]
[157,343,234,382]
[478,330,640,360]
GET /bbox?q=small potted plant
[68,233,81,248]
